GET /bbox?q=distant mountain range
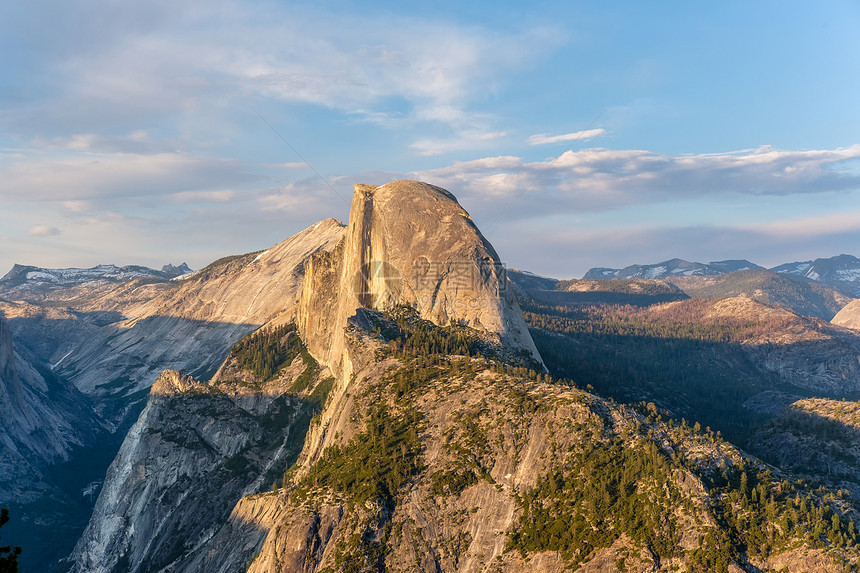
[513,257,856,321]
[584,258,763,280]
[583,254,860,297]
[771,254,860,295]
[0,262,192,290]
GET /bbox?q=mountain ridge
[584,258,763,279]
[582,254,860,298]
[0,262,192,292]
[514,267,853,321]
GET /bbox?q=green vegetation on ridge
[229,323,304,382]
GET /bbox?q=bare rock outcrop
[833,299,860,330]
[298,180,542,379]
[69,362,324,573]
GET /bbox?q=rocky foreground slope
[69,326,332,573]
[70,305,860,573]
[68,182,860,573]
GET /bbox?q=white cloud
[269,162,311,170]
[410,130,509,156]
[528,128,606,146]
[27,225,61,237]
[415,144,860,218]
[30,130,166,154]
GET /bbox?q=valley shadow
[747,406,860,491]
[531,328,774,445]
[530,326,859,448]
[3,313,265,573]
[5,429,127,573]
[71,309,126,327]
[521,291,860,448]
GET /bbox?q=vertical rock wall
[297,180,543,379]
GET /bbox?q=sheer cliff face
[0,313,100,507]
[0,316,13,386]
[298,181,542,378]
[0,314,96,470]
[70,363,324,573]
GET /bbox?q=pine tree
[0,508,21,573]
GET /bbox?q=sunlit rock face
[833,299,860,331]
[68,367,318,573]
[298,180,542,379]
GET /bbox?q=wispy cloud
[410,130,508,156]
[2,1,555,140]
[0,146,260,202]
[29,131,170,155]
[745,210,860,238]
[27,225,61,237]
[528,128,606,146]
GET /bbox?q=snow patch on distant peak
[644,266,667,279]
[836,269,860,282]
[171,270,199,281]
[26,271,60,283]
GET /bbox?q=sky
[1,0,859,279]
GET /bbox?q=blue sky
[1,0,859,278]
